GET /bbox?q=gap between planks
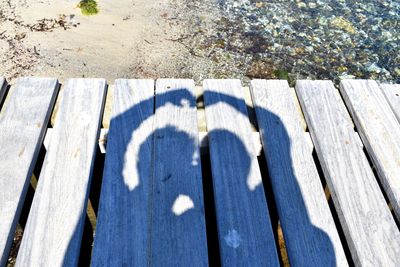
[0,77,7,106]
[380,83,400,122]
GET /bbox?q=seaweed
[78,0,99,16]
[274,69,289,80]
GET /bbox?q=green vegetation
[78,0,99,15]
[274,69,295,86]
[274,69,289,80]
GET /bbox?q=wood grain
[16,78,107,267]
[150,79,208,266]
[296,80,400,267]
[250,79,347,266]
[46,127,309,157]
[380,83,400,122]
[340,79,400,221]
[203,79,279,266]
[91,79,155,266]
[0,77,58,267]
[0,77,6,106]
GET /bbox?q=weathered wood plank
[91,79,154,266]
[199,131,264,156]
[0,77,6,105]
[289,86,307,131]
[296,80,400,267]
[203,79,279,266]
[380,83,400,122]
[0,77,58,267]
[16,79,107,267]
[340,79,400,221]
[250,79,347,266]
[45,127,311,156]
[44,128,108,154]
[150,79,208,266]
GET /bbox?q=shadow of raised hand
[85,81,339,267]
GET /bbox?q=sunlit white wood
[16,78,107,267]
[296,80,400,267]
[0,77,58,267]
[380,83,400,122]
[341,79,400,221]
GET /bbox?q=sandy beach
[0,0,219,83]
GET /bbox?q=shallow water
[184,0,399,83]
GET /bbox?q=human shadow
[65,82,344,266]
[202,90,342,266]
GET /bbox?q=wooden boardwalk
[0,77,399,266]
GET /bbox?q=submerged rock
[330,17,356,34]
[367,63,388,74]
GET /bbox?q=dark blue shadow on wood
[63,86,340,266]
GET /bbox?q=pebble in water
[180,0,400,84]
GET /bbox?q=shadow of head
[87,86,338,266]
[138,125,200,174]
[208,129,256,190]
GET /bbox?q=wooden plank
[0,77,6,105]
[91,79,154,266]
[46,128,310,156]
[150,79,208,265]
[0,77,58,267]
[199,131,263,156]
[296,80,400,266]
[203,79,279,266]
[289,86,307,131]
[250,80,347,266]
[380,83,400,122]
[16,78,107,267]
[44,128,108,154]
[340,80,400,221]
